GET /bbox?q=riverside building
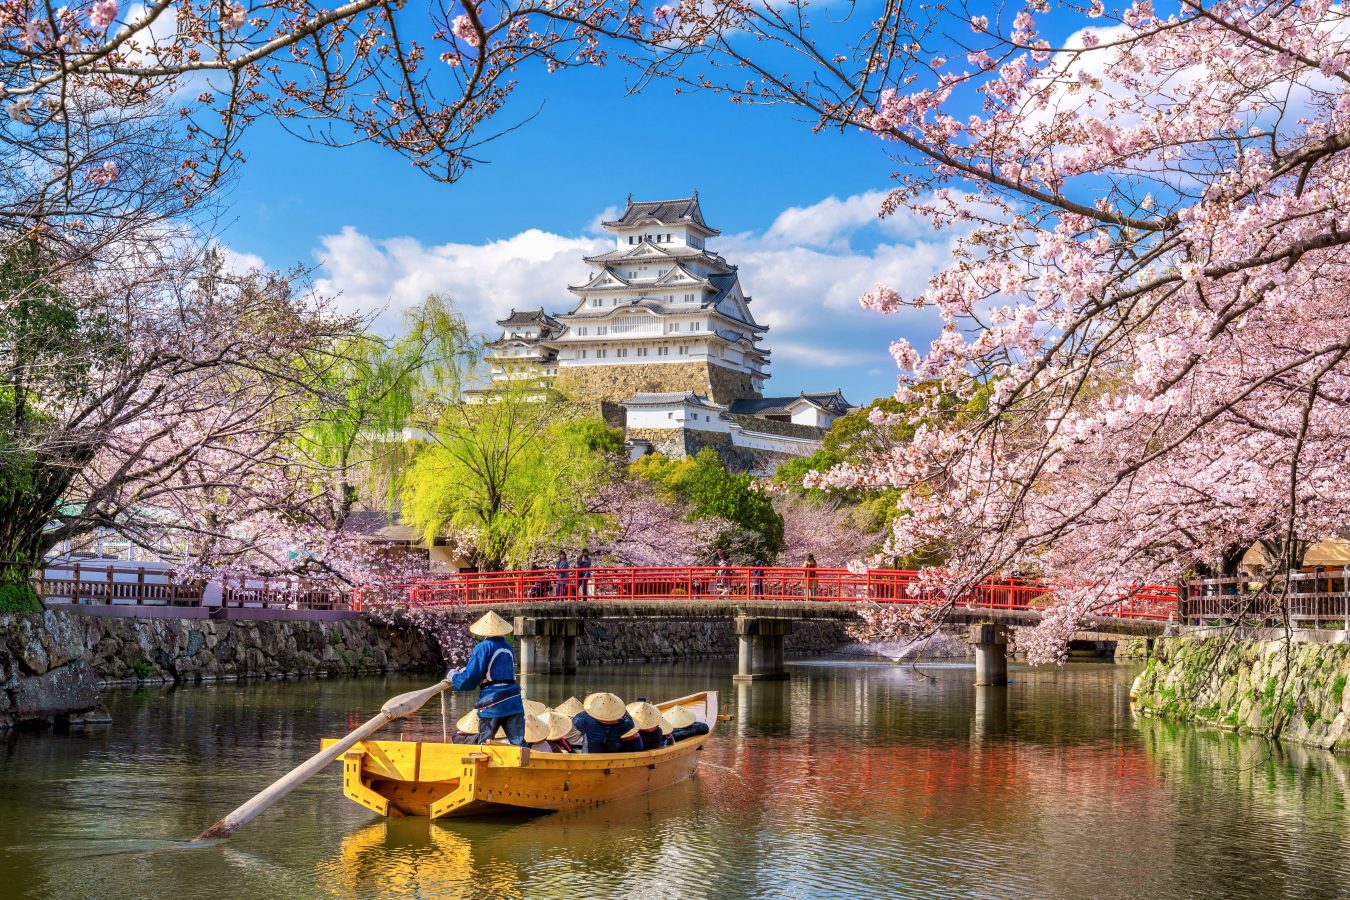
[483,193,855,473]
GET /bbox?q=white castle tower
[548,193,770,405]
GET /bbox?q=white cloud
[312,226,605,335]
[309,191,950,400]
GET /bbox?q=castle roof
[727,390,853,417]
[622,392,726,410]
[583,242,733,270]
[602,194,719,236]
[497,309,563,329]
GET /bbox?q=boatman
[448,611,527,747]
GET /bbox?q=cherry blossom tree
[583,476,718,566]
[640,0,1350,659]
[0,0,734,189]
[0,243,360,607]
[774,495,883,569]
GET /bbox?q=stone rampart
[554,361,758,405]
[1134,635,1350,752]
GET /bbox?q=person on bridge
[751,558,766,597]
[447,611,527,747]
[575,548,592,598]
[553,551,571,597]
[802,553,819,599]
[571,692,636,753]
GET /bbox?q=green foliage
[1332,674,1346,705]
[295,295,478,517]
[400,389,622,568]
[630,449,783,557]
[133,661,154,679]
[0,581,41,613]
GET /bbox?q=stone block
[11,659,101,720]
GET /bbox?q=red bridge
[366,565,1179,682]
[393,565,1179,621]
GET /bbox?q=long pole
[188,678,452,844]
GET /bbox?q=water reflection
[4,659,1350,898]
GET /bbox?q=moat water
[3,658,1350,899]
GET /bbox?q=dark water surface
[3,658,1350,899]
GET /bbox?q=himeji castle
[484,193,855,472]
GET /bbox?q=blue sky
[221,43,961,404]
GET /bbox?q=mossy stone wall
[1135,636,1350,752]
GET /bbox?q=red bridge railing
[382,566,1179,621]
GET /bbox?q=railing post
[137,566,146,605]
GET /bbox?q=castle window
[596,349,607,359]
[684,293,694,302]
[590,299,602,307]
[616,348,628,358]
[597,326,608,335]
[578,327,588,336]
[580,350,588,359]
[636,347,648,357]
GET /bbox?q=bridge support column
[970,623,1008,686]
[514,617,584,675]
[733,617,792,682]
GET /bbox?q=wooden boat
[322,690,718,819]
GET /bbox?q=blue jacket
[638,728,669,751]
[671,722,710,743]
[450,636,523,719]
[572,710,636,753]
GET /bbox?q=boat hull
[323,690,717,819]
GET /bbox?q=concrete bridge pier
[514,617,584,675]
[970,623,1009,686]
[733,616,793,682]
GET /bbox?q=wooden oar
[189,677,453,844]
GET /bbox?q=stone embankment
[1133,634,1350,752]
[577,619,848,663]
[1,611,443,730]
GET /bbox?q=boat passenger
[524,714,552,752]
[452,710,482,745]
[618,725,643,753]
[626,701,671,750]
[522,698,548,716]
[447,611,527,747]
[572,692,636,753]
[554,696,584,718]
[542,710,580,752]
[663,704,710,743]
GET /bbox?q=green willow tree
[399,377,623,570]
[291,295,478,529]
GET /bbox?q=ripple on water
[5,662,1350,899]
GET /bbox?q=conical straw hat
[456,710,480,734]
[524,714,550,744]
[542,710,573,741]
[554,697,584,718]
[469,611,514,637]
[663,705,697,729]
[626,701,663,731]
[620,725,640,740]
[583,692,626,723]
[522,699,547,716]
[658,714,674,736]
